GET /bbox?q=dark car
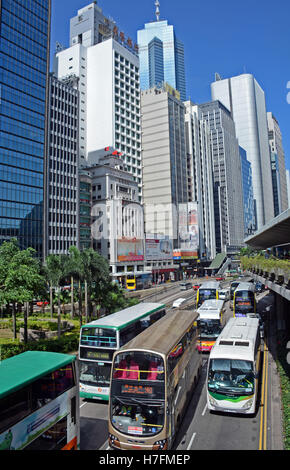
[255,282,263,293]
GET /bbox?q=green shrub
[276,336,290,450]
[0,328,80,360]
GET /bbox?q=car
[255,282,263,293]
[215,276,225,281]
[192,283,201,290]
[36,301,49,307]
[218,289,230,301]
[180,282,192,291]
[172,298,187,308]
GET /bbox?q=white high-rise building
[211,73,274,230]
[53,5,142,199]
[184,101,216,261]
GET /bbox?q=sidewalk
[265,294,284,450]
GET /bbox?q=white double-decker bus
[206,317,261,415]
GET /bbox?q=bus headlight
[153,439,168,450]
[242,398,253,409]
[109,433,120,448]
[208,394,218,406]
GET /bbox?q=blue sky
[50,0,290,171]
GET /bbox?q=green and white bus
[78,303,166,401]
[0,351,80,450]
[207,317,261,415]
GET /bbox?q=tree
[80,248,110,322]
[0,239,46,341]
[66,246,85,326]
[44,254,68,338]
[66,246,111,323]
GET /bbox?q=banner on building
[145,238,173,261]
[173,250,198,260]
[178,202,199,251]
[117,238,144,262]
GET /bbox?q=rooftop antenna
[155,0,160,21]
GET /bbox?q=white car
[218,289,230,301]
[172,298,187,308]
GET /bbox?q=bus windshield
[81,327,117,348]
[198,319,222,340]
[208,358,254,395]
[199,289,217,304]
[79,361,111,388]
[230,282,240,298]
[235,291,255,315]
[111,352,165,437]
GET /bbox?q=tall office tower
[286,169,290,208]
[0,0,51,257]
[184,101,216,261]
[70,1,116,48]
[137,4,186,101]
[267,112,288,214]
[211,73,274,229]
[239,147,256,236]
[45,74,79,256]
[198,101,245,253]
[270,153,282,217]
[54,9,142,199]
[141,84,188,246]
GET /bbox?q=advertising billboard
[173,250,198,260]
[179,202,199,251]
[145,238,173,261]
[117,238,144,262]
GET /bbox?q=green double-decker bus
[78,303,166,401]
[0,351,80,450]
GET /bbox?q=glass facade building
[239,146,256,236]
[137,20,186,101]
[0,0,51,257]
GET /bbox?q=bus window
[0,387,30,434]
[111,352,165,438]
[208,359,254,393]
[79,361,111,388]
[113,352,164,382]
[81,327,117,348]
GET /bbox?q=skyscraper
[211,73,274,229]
[239,147,256,236]
[46,74,79,256]
[267,112,288,215]
[141,84,188,244]
[53,4,142,199]
[198,101,245,253]
[137,2,186,101]
[0,0,51,257]
[184,101,216,261]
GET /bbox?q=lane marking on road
[259,341,269,450]
[80,401,87,409]
[187,432,196,450]
[201,404,207,416]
